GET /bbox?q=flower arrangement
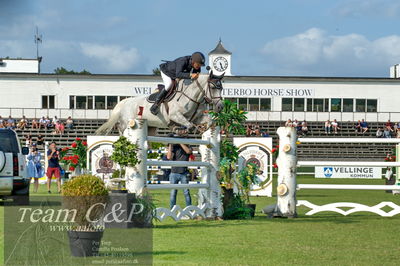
[271,145,279,169]
[60,137,88,171]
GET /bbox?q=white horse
[96,71,224,135]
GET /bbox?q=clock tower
[208,39,232,76]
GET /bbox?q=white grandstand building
[1,41,400,122]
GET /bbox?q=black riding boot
[150,88,168,115]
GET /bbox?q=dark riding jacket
[159,56,201,80]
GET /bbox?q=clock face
[213,56,228,72]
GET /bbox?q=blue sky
[1,0,400,77]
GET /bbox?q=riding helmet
[191,52,206,66]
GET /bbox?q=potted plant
[236,163,260,217]
[61,174,108,257]
[132,191,156,228]
[60,138,88,176]
[210,99,250,219]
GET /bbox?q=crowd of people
[246,123,270,137]
[285,119,309,136]
[0,115,74,135]
[375,120,400,138]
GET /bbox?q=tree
[54,67,91,75]
[152,67,161,76]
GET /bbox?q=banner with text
[315,166,382,179]
[222,87,314,98]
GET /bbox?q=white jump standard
[264,129,400,218]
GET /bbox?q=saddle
[147,81,177,103]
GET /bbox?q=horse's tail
[95,106,121,135]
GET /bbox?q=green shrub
[62,175,108,230]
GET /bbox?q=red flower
[276,145,279,148]
[69,166,75,171]
[82,141,87,146]
[62,156,68,161]
[273,163,278,169]
[62,147,70,152]
[74,155,79,159]
[271,148,277,153]
[72,158,78,164]
[71,142,77,148]
[75,137,82,141]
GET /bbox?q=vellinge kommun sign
[315,166,382,179]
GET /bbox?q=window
[95,96,106,109]
[324,99,329,112]
[313,99,324,112]
[107,96,118,109]
[41,95,55,109]
[307,99,313,112]
[367,99,377,112]
[282,98,293,111]
[331,98,341,112]
[119,96,131,101]
[69,96,75,109]
[293,98,305,111]
[76,96,87,109]
[87,96,93,109]
[356,99,366,112]
[238,98,247,111]
[248,98,259,111]
[260,98,271,111]
[343,99,353,112]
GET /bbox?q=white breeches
[161,71,173,91]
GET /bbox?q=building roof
[1,72,400,84]
[208,40,232,55]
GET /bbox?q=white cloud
[80,43,141,72]
[333,0,400,18]
[260,28,400,76]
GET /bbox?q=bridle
[175,77,223,121]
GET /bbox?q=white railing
[123,119,222,221]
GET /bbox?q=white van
[0,128,30,205]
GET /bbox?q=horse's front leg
[169,111,195,130]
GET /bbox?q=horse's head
[207,70,224,112]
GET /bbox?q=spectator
[261,131,270,137]
[246,124,252,137]
[385,120,393,131]
[383,127,392,138]
[31,118,39,129]
[39,116,46,129]
[66,116,74,130]
[52,116,59,124]
[254,124,261,136]
[394,122,400,131]
[6,115,15,129]
[46,142,62,193]
[285,119,293,127]
[360,119,369,134]
[396,128,400,138]
[167,127,192,209]
[354,120,362,133]
[25,134,32,147]
[292,119,298,128]
[324,120,331,134]
[301,121,309,136]
[376,127,383,138]
[36,134,44,147]
[17,115,28,130]
[45,116,52,129]
[27,146,44,193]
[55,121,65,135]
[331,119,340,134]
[0,116,4,128]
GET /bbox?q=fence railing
[2,107,400,122]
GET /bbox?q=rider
[150,52,206,115]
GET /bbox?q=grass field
[1,176,400,265]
